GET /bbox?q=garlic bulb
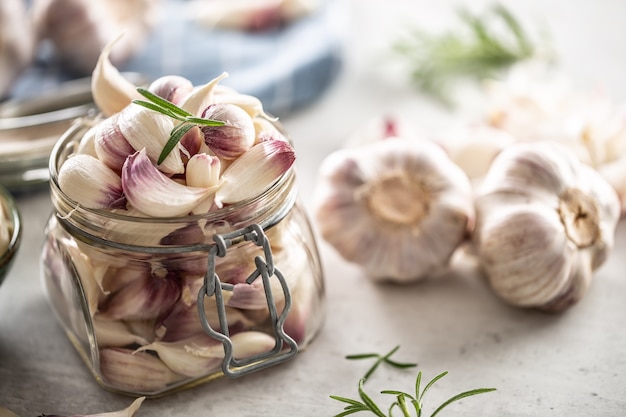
[0,0,35,98]
[314,137,474,283]
[472,141,620,312]
[483,62,626,214]
[32,0,159,74]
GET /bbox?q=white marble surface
[2,0,626,415]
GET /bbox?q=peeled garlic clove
[186,153,221,188]
[148,75,194,105]
[214,140,295,207]
[473,141,621,311]
[58,154,126,209]
[200,103,256,159]
[118,104,185,175]
[100,347,184,393]
[315,137,474,283]
[179,72,229,116]
[122,149,218,217]
[91,35,143,116]
[94,113,136,172]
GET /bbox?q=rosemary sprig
[346,345,417,382]
[132,88,225,165]
[331,347,496,417]
[393,3,537,106]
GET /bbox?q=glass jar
[40,119,325,397]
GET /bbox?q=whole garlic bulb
[314,137,474,283]
[472,141,621,312]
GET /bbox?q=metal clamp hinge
[197,224,298,378]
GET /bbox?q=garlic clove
[91,34,142,117]
[185,153,221,188]
[94,316,149,348]
[214,140,295,207]
[34,396,145,417]
[185,331,277,360]
[117,104,185,175]
[254,117,289,143]
[134,333,222,378]
[98,268,182,321]
[179,72,229,116]
[94,113,136,173]
[148,75,194,105]
[212,92,276,120]
[200,103,256,159]
[122,149,218,217]
[58,154,127,209]
[100,347,185,393]
[75,125,99,157]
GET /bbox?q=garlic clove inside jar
[473,141,621,312]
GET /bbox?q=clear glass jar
[40,119,325,397]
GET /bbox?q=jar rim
[49,116,297,227]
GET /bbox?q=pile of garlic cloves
[42,43,320,394]
[314,113,621,312]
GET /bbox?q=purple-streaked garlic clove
[118,104,184,175]
[200,103,256,159]
[94,113,136,173]
[98,268,182,321]
[100,347,185,392]
[58,154,127,210]
[213,140,295,207]
[179,126,204,161]
[148,75,194,105]
[122,149,218,217]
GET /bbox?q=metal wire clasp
[197,224,298,378]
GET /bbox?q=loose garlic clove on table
[473,141,621,312]
[314,137,474,283]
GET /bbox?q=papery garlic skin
[315,137,474,283]
[473,141,620,312]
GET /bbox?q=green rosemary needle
[131,88,225,165]
[331,346,496,417]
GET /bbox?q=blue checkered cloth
[8,0,343,117]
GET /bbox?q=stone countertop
[2,0,626,416]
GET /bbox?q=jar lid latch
[197,224,298,378]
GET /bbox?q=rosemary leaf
[158,123,196,165]
[429,388,498,417]
[358,379,387,417]
[137,88,193,117]
[132,100,182,120]
[419,371,448,403]
[185,117,227,126]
